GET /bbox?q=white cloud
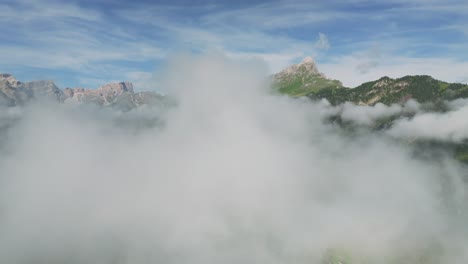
[125,71,159,91]
[338,101,418,126]
[0,0,101,22]
[225,51,306,74]
[198,2,345,30]
[315,33,330,50]
[355,44,381,74]
[388,100,468,142]
[0,54,467,263]
[321,54,468,87]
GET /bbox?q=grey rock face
[66,82,135,106]
[23,80,65,102]
[0,74,33,106]
[272,56,327,82]
[0,73,166,110]
[0,73,23,88]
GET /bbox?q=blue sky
[1,0,468,90]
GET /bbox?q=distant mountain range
[0,73,165,110]
[272,58,468,107]
[3,58,468,110]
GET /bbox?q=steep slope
[272,57,343,97]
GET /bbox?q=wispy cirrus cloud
[0,0,467,89]
[0,0,101,21]
[196,1,345,29]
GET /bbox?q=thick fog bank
[0,55,467,263]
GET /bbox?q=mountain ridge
[3,58,468,109]
[272,58,468,106]
[0,74,164,110]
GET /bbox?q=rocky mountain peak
[273,56,326,80]
[0,73,13,79]
[97,81,134,96]
[0,73,22,88]
[301,56,315,64]
[271,57,343,97]
[0,73,31,105]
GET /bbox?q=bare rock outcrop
[65,82,135,106]
[23,80,65,102]
[273,56,327,81]
[0,74,32,105]
[0,73,23,88]
[0,73,164,109]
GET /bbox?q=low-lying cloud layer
[388,99,468,143]
[0,54,467,263]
